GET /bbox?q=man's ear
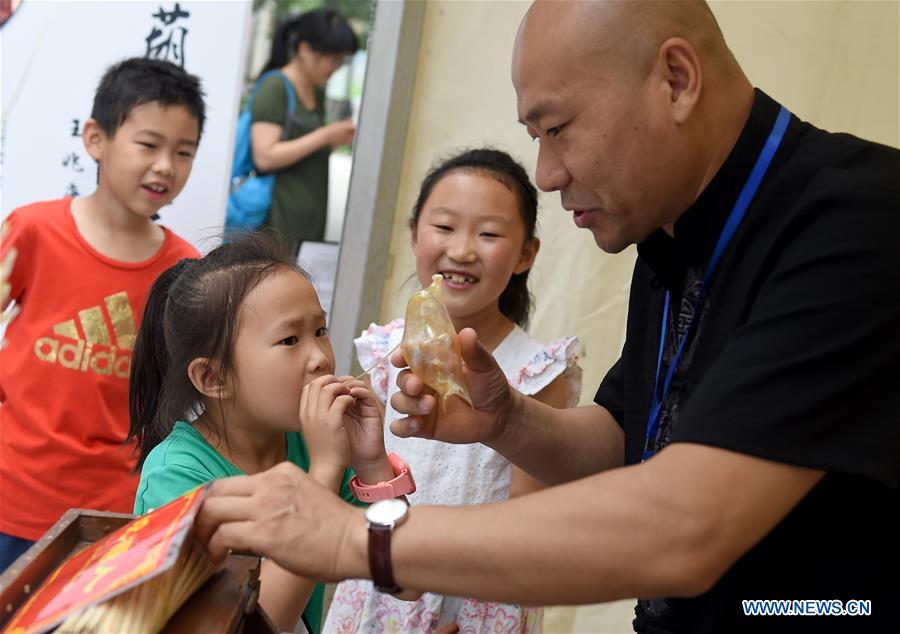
[81,119,107,162]
[656,37,702,125]
[188,358,231,400]
[514,237,540,275]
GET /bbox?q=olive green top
[135,421,366,634]
[252,74,329,250]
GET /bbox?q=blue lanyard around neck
[642,106,791,462]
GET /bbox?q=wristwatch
[349,453,416,502]
[365,498,409,594]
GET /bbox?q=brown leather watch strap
[368,523,402,593]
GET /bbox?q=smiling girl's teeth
[146,184,166,193]
[441,272,477,284]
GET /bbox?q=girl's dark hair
[411,148,539,328]
[92,57,206,140]
[128,232,309,470]
[260,8,358,76]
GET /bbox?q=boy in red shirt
[0,58,204,570]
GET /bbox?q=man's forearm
[337,444,823,606]
[488,398,624,484]
[342,451,697,605]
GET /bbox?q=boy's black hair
[127,231,310,470]
[260,8,358,76]
[91,57,206,140]
[411,148,540,329]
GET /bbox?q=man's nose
[535,143,570,193]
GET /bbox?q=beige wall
[372,1,898,631]
[717,0,899,149]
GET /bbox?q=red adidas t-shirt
[0,198,199,540]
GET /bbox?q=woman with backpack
[242,8,358,255]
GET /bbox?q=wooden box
[0,509,277,633]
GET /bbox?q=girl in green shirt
[128,233,396,634]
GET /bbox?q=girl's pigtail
[499,272,532,330]
[127,259,191,471]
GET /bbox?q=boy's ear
[81,119,107,162]
[188,358,231,400]
[514,237,540,275]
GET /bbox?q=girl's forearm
[259,559,316,632]
[308,461,344,492]
[252,127,331,172]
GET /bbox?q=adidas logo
[33,291,136,378]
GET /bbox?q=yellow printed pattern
[34,291,136,378]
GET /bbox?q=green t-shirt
[134,421,364,634]
[251,73,330,249]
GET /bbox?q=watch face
[365,498,408,526]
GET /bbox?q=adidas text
[34,336,131,378]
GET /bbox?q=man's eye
[315,327,328,337]
[547,125,563,137]
[279,336,299,345]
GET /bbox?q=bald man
[196,2,898,632]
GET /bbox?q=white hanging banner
[297,240,340,317]
[0,0,251,250]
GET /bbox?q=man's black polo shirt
[595,90,899,633]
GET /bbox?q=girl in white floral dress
[324,149,583,634]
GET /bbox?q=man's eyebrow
[518,103,547,126]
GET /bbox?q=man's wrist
[335,510,370,580]
[488,388,527,456]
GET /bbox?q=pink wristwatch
[350,453,417,503]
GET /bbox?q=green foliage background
[253,0,374,48]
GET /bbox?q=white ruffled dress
[324,319,583,634]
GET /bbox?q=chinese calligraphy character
[71,119,81,137]
[64,183,80,198]
[152,2,188,25]
[61,152,84,173]
[145,3,190,67]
